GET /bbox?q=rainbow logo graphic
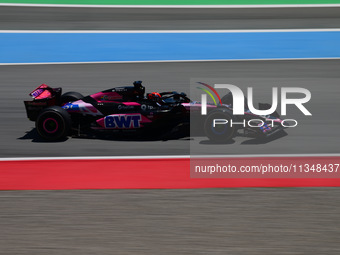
[196,82,222,106]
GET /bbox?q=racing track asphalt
[0,188,340,255]
[0,60,339,157]
[1,6,340,30]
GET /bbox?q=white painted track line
[1,58,340,66]
[0,154,339,161]
[1,29,340,33]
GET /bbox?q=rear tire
[60,91,84,105]
[36,106,71,141]
[204,110,236,143]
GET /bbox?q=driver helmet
[148,92,161,100]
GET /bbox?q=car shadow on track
[199,139,236,145]
[198,130,287,145]
[18,128,69,143]
[19,127,286,144]
[240,130,288,145]
[18,128,190,143]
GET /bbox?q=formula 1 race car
[24,81,287,142]
[24,81,192,141]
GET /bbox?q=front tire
[204,110,236,143]
[36,106,71,141]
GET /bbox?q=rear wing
[24,84,62,121]
[29,84,61,100]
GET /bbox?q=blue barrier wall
[1,31,339,63]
